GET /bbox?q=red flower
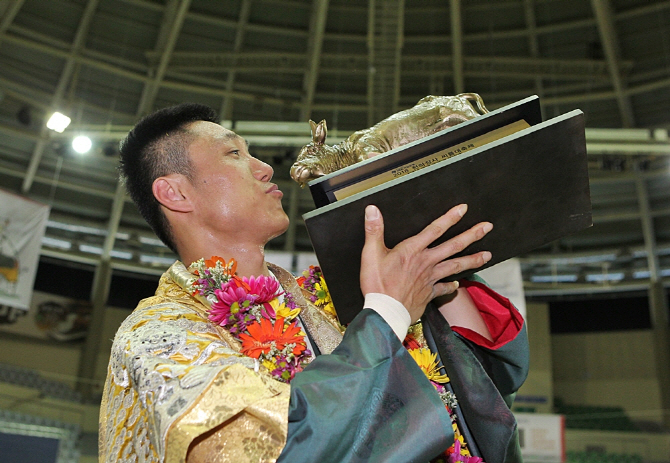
[403,333,421,350]
[239,318,306,359]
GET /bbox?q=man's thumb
[364,205,383,238]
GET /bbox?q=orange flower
[204,256,238,275]
[229,274,250,291]
[239,317,306,359]
[204,256,225,267]
[281,322,307,356]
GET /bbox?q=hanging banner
[0,290,92,341]
[0,189,50,310]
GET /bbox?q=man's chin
[278,219,290,238]
[266,217,290,242]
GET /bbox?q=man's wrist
[363,293,411,341]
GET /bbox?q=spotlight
[46,112,71,133]
[72,135,92,154]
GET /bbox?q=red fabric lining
[450,279,524,350]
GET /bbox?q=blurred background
[0,0,669,461]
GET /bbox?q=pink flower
[260,302,276,319]
[447,440,483,463]
[208,275,282,327]
[209,282,252,326]
[432,381,446,393]
[242,275,282,303]
[217,283,251,306]
[208,297,231,325]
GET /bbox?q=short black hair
[119,103,218,255]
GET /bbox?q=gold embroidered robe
[98,261,343,463]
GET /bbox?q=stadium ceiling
[1,0,670,295]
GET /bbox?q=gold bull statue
[290,93,489,186]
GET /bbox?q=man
[99,103,528,463]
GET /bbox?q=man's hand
[360,204,492,324]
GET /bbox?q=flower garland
[296,265,337,318]
[403,332,483,463]
[190,256,310,383]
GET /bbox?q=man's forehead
[186,120,241,142]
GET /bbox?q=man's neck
[226,244,269,277]
[180,242,269,277]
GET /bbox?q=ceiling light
[46,112,71,133]
[79,244,102,255]
[41,236,72,250]
[530,274,578,283]
[585,272,624,282]
[72,135,92,154]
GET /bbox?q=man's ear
[152,175,194,213]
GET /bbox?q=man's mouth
[266,183,283,197]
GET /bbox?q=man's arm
[279,309,452,463]
[277,204,494,462]
[436,286,494,341]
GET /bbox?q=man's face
[185,121,289,246]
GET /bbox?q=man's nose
[252,157,274,182]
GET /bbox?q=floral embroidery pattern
[190,256,310,383]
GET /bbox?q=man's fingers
[433,251,492,281]
[433,280,460,298]
[407,204,468,251]
[430,221,493,261]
